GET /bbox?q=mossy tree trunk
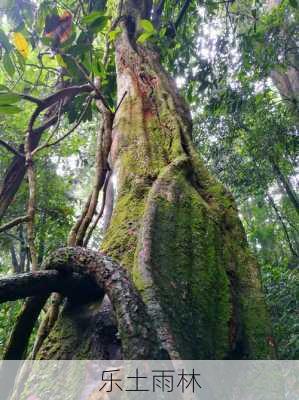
[36,0,275,360]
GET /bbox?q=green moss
[102,151,273,359]
[139,169,231,358]
[222,215,275,358]
[38,301,104,360]
[37,309,80,360]
[101,188,148,270]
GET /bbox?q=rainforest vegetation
[0,0,298,361]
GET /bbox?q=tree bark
[3,296,48,360]
[0,270,101,303]
[267,193,298,257]
[269,156,299,215]
[35,0,275,360]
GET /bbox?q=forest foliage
[0,0,298,359]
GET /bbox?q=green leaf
[0,85,10,92]
[140,19,155,33]
[62,55,80,78]
[0,105,22,114]
[159,27,167,38]
[82,11,106,25]
[40,37,54,47]
[82,54,93,73]
[89,16,110,33]
[230,2,238,13]
[55,54,67,68]
[0,29,12,52]
[0,93,21,105]
[92,60,106,78]
[108,27,122,41]
[289,0,298,8]
[3,52,15,77]
[14,50,26,72]
[137,31,154,44]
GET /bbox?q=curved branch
[28,84,93,133]
[0,83,92,222]
[32,96,92,156]
[1,247,168,359]
[42,247,168,359]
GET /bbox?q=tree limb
[174,0,192,30]
[40,247,168,359]
[83,169,112,246]
[0,270,102,303]
[28,84,93,133]
[1,247,167,359]
[68,100,113,246]
[32,96,92,155]
[153,0,166,28]
[3,296,48,360]
[0,139,24,157]
[0,81,91,222]
[24,132,38,270]
[0,216,29,234]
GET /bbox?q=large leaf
[108,27,122,42]
[89,16,110,33]
[82,11,106,25]
[12,32,29,58]
[140,19,155,33]
[137,31,154,44]
[0,29,12,51]
[0,105,22,114]
[0,85,10,92]
[3,52,15,77]
[0,93,21,105]
[55,54,67,68]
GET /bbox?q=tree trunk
[269,156,299,215]
[267,0,299,114]
[35,2,275,360]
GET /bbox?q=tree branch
[68,101,113,246]
[83,169,112,247]
[174,0,192,30]
[0,270,102,303]
[0,139,24,157]
[19,93,43,106]
[0,216,29,234]
[24,130,38,270]
[28,84,93,133]
[32,96,92,156]
[3,295,48,360]
[1,247,168,359]
[39,247,167,359]
[153,0,166,28]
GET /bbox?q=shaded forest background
[0,0,298,359]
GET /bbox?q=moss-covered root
[105,156,275,359]
[36,247,168,359]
